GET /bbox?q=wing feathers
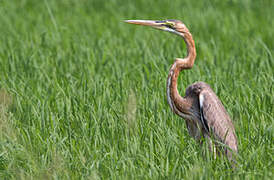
[199,93,209,133]
[198,89,238,153]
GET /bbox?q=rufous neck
[176,32,196,69]
[166,31,196,116]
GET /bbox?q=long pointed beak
[124,20,166,30]
[124,20,160,26]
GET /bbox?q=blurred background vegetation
[0,0,273,179]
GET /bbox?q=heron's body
[125,19,238,162]
[167,59,238,159]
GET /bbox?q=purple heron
[125,19,238,162]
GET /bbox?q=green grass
[0,0,273,179]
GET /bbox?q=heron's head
[124,19,189,36]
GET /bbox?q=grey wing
[199,89,238,153]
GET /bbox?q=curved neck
[177,32,196,69]
[166,32,196,117]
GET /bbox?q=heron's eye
[165,22,175,29]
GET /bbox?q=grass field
[0,0,273,179]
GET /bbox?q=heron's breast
[186,119,203,140]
